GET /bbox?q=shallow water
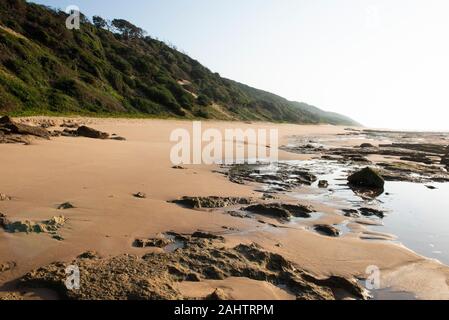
[288,160,449,266]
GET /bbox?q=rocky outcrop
[0,214,66,238]
[318,180,329,188]
[225,163,317,192]
[133,238,173,248]
[242,203,314,221]
[76,126,110,139]
[20,237,367,300]
[0,116,50,139]
[133,192,147,199]
[172,196,252,209]
[348,167,385,189]
[359,208,385,219]
[0,116,50,144]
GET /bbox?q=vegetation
[0,0,358,125]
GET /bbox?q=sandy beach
[1,117,448,300]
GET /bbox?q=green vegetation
[0,0,358,125]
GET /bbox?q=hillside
[0,0,358,125]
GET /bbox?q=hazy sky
[31,0,449,130]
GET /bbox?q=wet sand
[1,118,448,300]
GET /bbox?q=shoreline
[1,117,448,300]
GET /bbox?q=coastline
[1,117,448,300]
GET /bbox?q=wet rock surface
[282,131,449,183]
[242,203,315,222]
[223,162,318,192]
[172,196,252,209]
[20,237,367,300]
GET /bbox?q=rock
[60,122,79,129]
[133,192,147,199]
[76,126,109,139]
[318,180,329,188]
[172,196,252,209]
[0,261,16,273]
[400,155,434,165]
[185,273,201,282]
[243,203,314,221]
[0,116,50,139]
[359,208,385,219]
[172,165,186,170]
[110,136,126,141]
[191,232,224,241]
[58,202,75,210]
[0,213,9,228]
[0,193,11,201]
[206,288,229,300]
[348,167,385,189]
[133,238,174,248]
[342,209,360,218]
[360,143,375,148]
[314,224,340,237]
[1,215,67,234]
[425,185,437,190]
[78,251,100,260]
[20,237,368,300]
[0,292,23,300]
[52,234,64,241]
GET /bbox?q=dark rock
[360,143,375,148]
[348,167,385,189]
[342,209,360,218]
[359,208,385,219]
[20,237,368,300]
[191,232,224,241]
[0,213,9,229]
[172,165,186,170]
[172,196,252,209]
[318,180,329,188]
[58,202,75,210]
[133,192,147,199]
[243,203,314,221]
[110,136,126,141]
[133,238,173,248]
[76,126,109,139]
[78,251,100,260]
[400,155,434,165]
[314,224,340,237]
[0,116,50,139]
[425,185,437,190]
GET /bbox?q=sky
[30,0,449,130]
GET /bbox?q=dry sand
[0,118,448,299]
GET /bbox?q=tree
[93,15,107,29]
[111,19,145,39]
